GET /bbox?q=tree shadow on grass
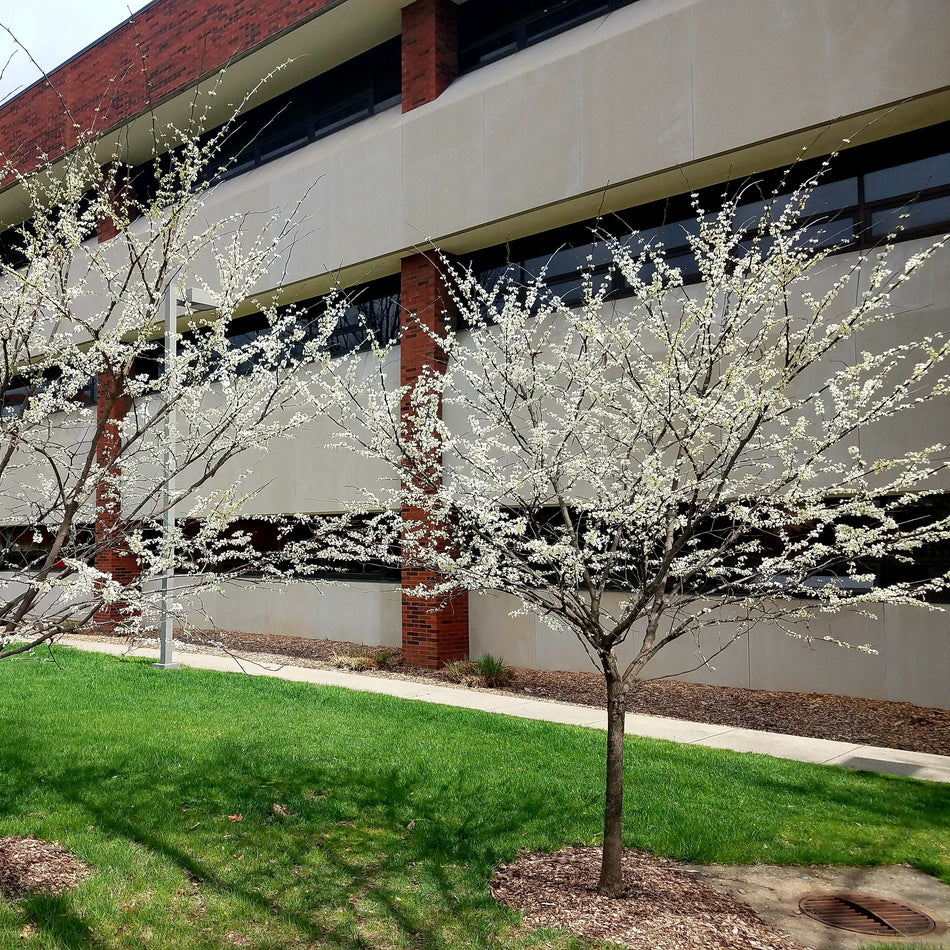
[3,654,947,945]
[0,740,586,949]
[14,893,104,950]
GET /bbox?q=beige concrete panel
[748,605,888,699]
[859,400,950,493]
[579,6,693,192]
[326,116,405,276]
[473,593,751,683]
[691,0,950,163]
[184,579,401,645]
[882,604,950,709]
[195,111,404,294]
[482,56,581,223]
[469,588,607,674]
[469,591,538,668]
[639,624,753,688]
[185,349,400,516]
[233,408,399,516]
[848,239,950,491]
[582,595,754,686]
[690,0,835,159]
[0,572,84,619]
[530,615,604,674]
[401,92,486,248]
[827,0,950,120]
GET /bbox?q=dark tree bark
[597,660,627,896]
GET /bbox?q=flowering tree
[327,180,950,895]
[0,90,333,659]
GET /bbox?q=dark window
[463,121,950,308]
[459,0,639,72]
[202,38,400,185]
[0,225,28,271]
[194,273,402,373]
[869,495,950,603]
[0,190,97,272]
[324,275,402,357]
[128,39,400,203]
[1,367,96,417]
[178,516,400,581]
[0,524,95,571]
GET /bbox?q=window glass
[734,178,858,231]
[865,153,950,201]
[632,219,697,252]
[801,177,858,215]
[181,38,400,187]
[525,0,610,43]
[871,196,950,238]
[461,123,947,303]
[523,245,598,281]
[459,0,638,73]
[258,121,311,163]
[796,216,856,249]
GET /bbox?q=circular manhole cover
[799,892,938,937]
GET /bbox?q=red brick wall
[0,0,338,174]
[399,253,469,668]
[402,0,458,113]
[402,565,470,668]
[93,371,138,630]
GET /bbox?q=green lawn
[0,647,947,949]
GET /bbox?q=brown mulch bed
[77,628,950,757]
[492,847,800,950]
[0,837,90,900]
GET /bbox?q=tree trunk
[597,663,626,896]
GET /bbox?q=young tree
[325,178,950,895]
[0,86,333,659]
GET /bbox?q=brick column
[399,253,469,668]
[402,0,458,113]
[93,370,139,630]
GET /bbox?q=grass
[0,647,947,949]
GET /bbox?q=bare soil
[166,629,950,757]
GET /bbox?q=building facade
[0,0,948,705]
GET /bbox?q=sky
[0,1,153,104]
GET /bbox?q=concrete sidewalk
[58,636,950,784]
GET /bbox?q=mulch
[168,629,950,757]
[0,837,90,900]
[492,847,801,950]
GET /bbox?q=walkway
[59,636,950,784]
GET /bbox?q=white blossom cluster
[327,174,950,687]
[0,94,334,657]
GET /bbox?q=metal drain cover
[800,892,938,937]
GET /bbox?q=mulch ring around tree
[491,847,800,950]
[0,837,91,900]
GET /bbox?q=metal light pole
[155,286,213,670]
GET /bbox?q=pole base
[153,661,180,670]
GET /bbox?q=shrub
[330,647,395,671]
[443,654,512,688]
[442,658,480,686]
[473,653,512,687]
